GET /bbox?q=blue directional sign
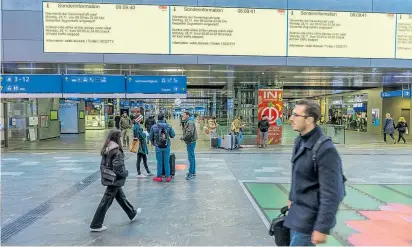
[63,75,125,94]
[126,76,187,94]
[381,90,403,98]
[403,89,411,98]
[0,74,62,94]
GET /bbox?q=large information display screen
[396,14,412,59]
[43,2,169,53]
[42,2,412,59]
[287,10,396,58]
[170,7,286,56]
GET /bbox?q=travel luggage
[269,206,290,246]
[211,138,218,148]
[224,134,236,150]
[162,153,176,177]
[217,137,222,148]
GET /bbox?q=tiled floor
[1,126,412,245]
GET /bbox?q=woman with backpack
[395,117,408,144]
[90,129,140,232]
[133,119,153,178]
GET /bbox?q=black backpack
[156,124,169,148]
[312,135,347,197]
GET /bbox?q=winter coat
[396,121,408,133]
[100,141,128,187]
[258,119,270,132]
[182,117,198,144]
[383,118,396,134]
[133,124,148,155]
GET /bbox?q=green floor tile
[351,185,412,205]
[334,211,365,240]
[385,185,412,197]
[342,186,383,210]
[318,235,344,247]
[245,183,288,209]
[264,209,281,221]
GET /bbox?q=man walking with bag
[285,100,345,246]
[181,111,198,180]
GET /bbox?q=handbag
[101,156,117,183]
[269,206,290,246]
[129,139,140,153]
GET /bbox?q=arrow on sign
[65,77,68,81]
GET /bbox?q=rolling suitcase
[217,137,222,148]
[162,153,176,176]
[224,134,236,150]
[211,138,218,148]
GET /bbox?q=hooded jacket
[100,141,129,187]
[145,116,156,132]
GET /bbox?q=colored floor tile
[385,185,412,197]
[342,186,384,210]
[334,211,366,241]
[246,183,288,209]
[351,185,412,205]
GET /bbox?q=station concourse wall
[383,97,412,128]
[1,0,412,68]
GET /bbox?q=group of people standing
[90,110,198,232]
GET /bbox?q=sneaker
[131,208,142,221]
[90,226,108,232]
[146,172,154,176]
[153,177,162,182]
[165,177,173,182]
[186,174,194,180]
[136,174,146,178]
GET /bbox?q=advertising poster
[372,108,380,126]
[257,89,283,145]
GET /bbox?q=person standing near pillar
[181,111,198,180]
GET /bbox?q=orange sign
[257,89,283,145]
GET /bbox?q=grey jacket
[100,141,129,187]
[383,118,395,134]
[182,117,198,144]
[120,116,131,130]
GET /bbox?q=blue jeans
[155,147,170,177]
[290,230,315,246]
[238,131,243,146]
[186,142,196,174]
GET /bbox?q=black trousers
[90,186,135,229]
[384,133,395,142]
[398,131,406,143]
[136,153,150,175]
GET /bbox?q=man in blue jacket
[149,113,175,182]
[285,99,345,246]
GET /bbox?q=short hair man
[258,115,270,148]
[180,111,198,180]
[149,113,176,182]
[284,99,345,246]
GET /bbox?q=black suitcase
[211,138,218,148]
[162,153,176,177]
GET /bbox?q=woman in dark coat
[383,113,396,144]
[395,117,408,144]
[90,129,140,232]
[133,119,152,178]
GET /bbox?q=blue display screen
[126,76,187,94]
[63,75,125,94]
[1,74,62,94]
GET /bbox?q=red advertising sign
[257,89,283,145]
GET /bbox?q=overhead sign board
[43,2,169,54]
[62,75,125,98]
[126,75,187,99]
[170,7,287,56]
[40,3,412,59]
[381,90,403,98]
[288,10,395,58]
[0,74,62,98]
